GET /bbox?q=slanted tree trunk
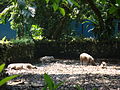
[85,0,105,30]
[85,0,106,39]
[52,17,68,40]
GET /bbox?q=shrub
[42,73,64,90]
[0,64,19,88]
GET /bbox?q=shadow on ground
[6,58,120,90]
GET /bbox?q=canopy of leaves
[0,0,120,40]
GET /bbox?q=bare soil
[5,59,120,90]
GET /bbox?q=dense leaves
[0,0,120,40]
[0,0,36,38]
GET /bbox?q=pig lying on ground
[80,53,97,66]
[6,63,37,70]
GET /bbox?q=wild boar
[80,53,96,66]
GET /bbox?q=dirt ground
[5,58,120,90]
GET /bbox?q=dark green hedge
[0,39,120,64]
[35,39,120,60]
[0,43,35,64]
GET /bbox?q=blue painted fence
[70,20,95,38]
[0,22,16,40]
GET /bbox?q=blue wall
[70,20,95,38]
[0,22,16,40]
[0,20,95,40]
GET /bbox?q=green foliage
[45,0,49,4]
[0,37,120,64]
[43,73,64,90]
[114,32,120,39]
[75,84,84,90]
[52,3,59,12]
[108,0,120,19]
[30,25,45,40]
[0,0,36,38]
[92,88,98,90]
[0,64,19,86]
[0,37,12,45]
[11,37,34,44]
[1,0,120,41]
[70,0,79,7]
[47,0,66,16]
[0,75,19,86]
[116,0,120,6]
[75,84,99,90]
[0,64,5,73]
[0,38,35,64]
[109,5,117,14]
[34,0,72,40]
[59,7,65,16]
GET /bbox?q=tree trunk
[52,17,67,40]
[85,0,105,32]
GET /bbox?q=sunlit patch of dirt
[6,59,120,90]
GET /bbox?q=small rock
[40,56,55,63]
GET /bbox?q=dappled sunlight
[6,62,120,75]
[5,59,120,89]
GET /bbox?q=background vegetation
[0,38,120,64]
[0,0,120,64]
[1,0,120,89]
[0,0,120,40]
